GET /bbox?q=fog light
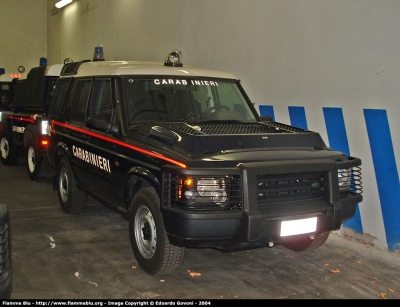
[184,190,195,199]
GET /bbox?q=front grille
[257,172,325,203]
[257,165,363,204]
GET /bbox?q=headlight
[181,177,228,206]
[338,168,351,190]
[196,179,228,203]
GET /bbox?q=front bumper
[161,157,362,250]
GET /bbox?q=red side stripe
[52,120,187,168]
[8,116,35,123]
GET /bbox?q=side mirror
[86,115,113,131]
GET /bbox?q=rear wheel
[282,231,330,252]
[57,156,87,214]
[26,138,42,181]
[129,187,186,275]
[0,134,18,166]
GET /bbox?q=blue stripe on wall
[364,109,400,251]
[323,107,363,234]
[288,106,308,129]
[259,105,275,121]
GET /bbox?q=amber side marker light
[178,178,195,200]
[184,178,194,187]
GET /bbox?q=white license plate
[280,217,317,237]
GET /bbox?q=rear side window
[44,76,59,113]
[9,80,26,107]
[66,79,93,124]
[49,78,72,119]
[87,78,113,124]
[22,66,46,107]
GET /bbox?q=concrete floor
[2,156,400,300]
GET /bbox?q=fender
[51,142,71,191]
[50,141,71,173]
[23,124,38,148]
[0,113,7,134]
[56,141,71,162]
[124,166,161,210]
[0,117,11,137]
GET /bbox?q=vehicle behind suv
[0,81,14,110]
[46,49,363,275]
[0,64,63,180]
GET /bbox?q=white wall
[45,0,400,251]
[0,0,47,81]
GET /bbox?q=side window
[66,79,93,124]
[49,78,72,119]
[1,83,10,107]
[45,77,59,107]
[9,80,26,107]
[87,78,113,124]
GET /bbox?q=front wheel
[0,134,18,166]
[57,156,87,214]
[129,187,186,275]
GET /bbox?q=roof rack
[61,59,91,76]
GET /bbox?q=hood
[135,121,328,153]
[131,121,349,167]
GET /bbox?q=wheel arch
[0,114,11,135]
[124,166,161,210]
[51,142,72,190]
[53,142,71,166]
[0,119,19,165]
[0,117,12,140]
[23,124,38,148]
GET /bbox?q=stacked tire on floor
[0,205,11,299]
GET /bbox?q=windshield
[123,78,258,125]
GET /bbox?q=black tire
[282,231,330,252]
[26,137,42,181]
[0,205,11,299]
[128,187,186,275]
[0,134,18,166]
[57,156,87,214]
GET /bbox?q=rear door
[65,78,124,208]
